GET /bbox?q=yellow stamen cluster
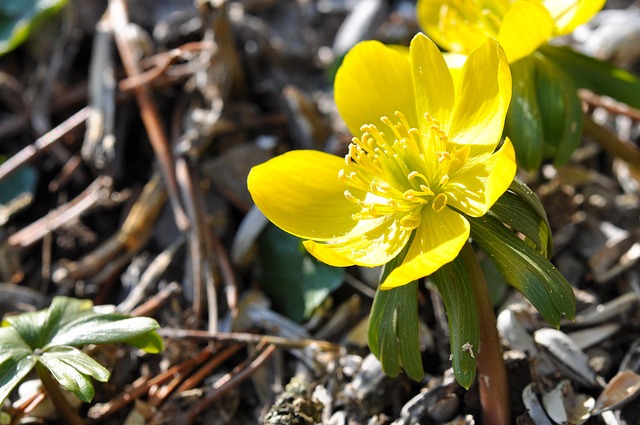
[339,111,470,230]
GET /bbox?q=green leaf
[47,296,94,328]
[40,296,94,347]
[478,252,509,306]
[4,310,46,349]
[124,330,165,354]
[505,56,545,170]
[533,53,584,167]
[41,346,110,382]
[430,256,479,389]
[47,315,160,348]
[0,0,69,56]
[6,296,162,354]
[0,354,36,405]
[488,189,552,258]
[0,327,37,404]
[470,215,575,327]
[368,282,423,381]
[258,225,344,322]
[0,327,33,362]
[0,296,163,407]
[368,235,424,381]
[4,297,95,349]
[539,44,640,110]
[507,177,550,226]
[37,353,96,402]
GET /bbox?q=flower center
[339,111,470,230]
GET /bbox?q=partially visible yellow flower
[247,33,515,289]
[417,0,605,63]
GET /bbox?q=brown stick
[119,41,214,91]
[108,0,189,231]
[158,328,342,352]
[584,115,640,174]
[51,172,165,283]
[187,344,276,421]
[8,176,112,248]
[130,281,182,317]
[0,107,90,183]
[173,344,243,395]
[210,231,239,319]
[87,345,216,419]
[580,89,640,121]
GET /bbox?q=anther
[432,193,448,213]
[438,151,451,163]
[408,171,421,181]
[344,190,357,202]
[394,111,411,129]
[419,185,435,196]
[400,213,422,229]
[403,190,416,200]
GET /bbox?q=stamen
[432,193,448,212]
[344,190,359,204]
[403,190,430,203]
[380,116,404,141]
[400,213,422,229]
[408,171,428,184]
[448,146,470,175]
[394,111,411,130]
[419,185,435,196]
[342,109,469,224]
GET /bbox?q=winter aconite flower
[248,33,515,289]
[417,0,606,63]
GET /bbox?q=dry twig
[108,0,189,231]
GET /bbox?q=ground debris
[263,377,323,425]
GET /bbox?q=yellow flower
[417,0,605,63]
[247,34,515,289]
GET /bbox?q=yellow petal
[303,217,413,268]
[443,52,467,87]
[445,156,493,217]
[416,0,496,55]
[335,40,417,136]
[380,208,470,289]
[410,33,455,130]
[498,1,554,63]
[248,150,365,241]
[302,240,355,267]
[446,138,516,217]
[543,0,605,35]
[484,137,516,211]
[448,38,511,155]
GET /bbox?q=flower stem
[34,362,85,425]
[460,243,510,425]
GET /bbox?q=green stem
[34,362,85,425]
[459,244,510,425]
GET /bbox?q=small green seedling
[0,296,163,422]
